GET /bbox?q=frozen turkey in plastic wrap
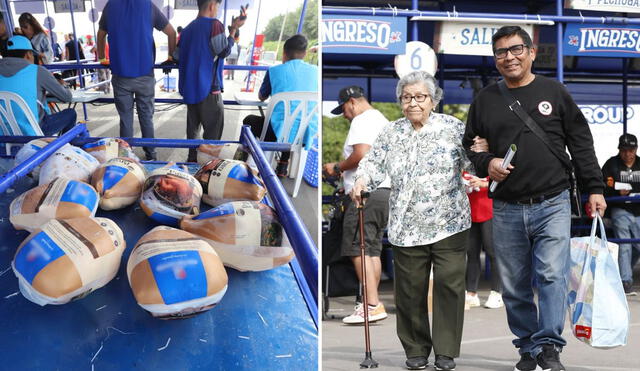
[10,178,99,232]
[194,159,266,206]
[196,143,249,164]
[91,157,146,210]
[14,138,62,179]
[39,145,100,186]
[82,138,140,163]
[127,226,228,319]
[11,217,125,306]
[139,163,202,226]
[180,201,294,272]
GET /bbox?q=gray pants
[111,74,156,159]
[186,93,224,161]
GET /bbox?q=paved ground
[322,270,640,371]
[71,72,319,246]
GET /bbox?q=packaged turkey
[82,138,140,163]
[139,163,202,226]
[127,226,228,319]
[10,178,99,232]
[91,157,146,210]
[14,137,61,179]
[194,159,266,206]
[196,143,249,164]
[39,145,100,186]
[11,217,125,306]
[180,201,294,271]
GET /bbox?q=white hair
[396,71,443,106]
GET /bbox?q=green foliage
[263,0,318,42]
[444,104,470,122]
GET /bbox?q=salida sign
[322,15,406,55]
[564,23,640,57]
[434,22,536,56]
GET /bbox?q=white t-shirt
[343,108,391,193]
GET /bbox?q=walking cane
[358,190,378,369]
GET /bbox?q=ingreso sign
[322,15,407,55]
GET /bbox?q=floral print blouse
[355,113,472,247]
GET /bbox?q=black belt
[510,191,563,205]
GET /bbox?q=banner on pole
[13,1,45,15]
[565,0,640,14]
[321,15,407,55]
[564,23,640,57]
[52,0,86,13]
[434,22,537,56]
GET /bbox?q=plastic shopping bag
[567,215,629,348]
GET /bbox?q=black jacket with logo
[463,75,603,202]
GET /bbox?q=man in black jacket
[463,26,606,371]
[602,133,640,296]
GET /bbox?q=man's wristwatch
[333,163,342,174]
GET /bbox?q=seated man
[243,34,318,177]
[0,35,76,135]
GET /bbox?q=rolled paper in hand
[489,144,517,193]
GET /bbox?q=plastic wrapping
[180,201,294,272]
[14,138,60,179]
[197,143,249,164]
[10,178,99,232]
[91,157,146,210]
[11,217,125,306]
[127,226,228,319]
[194,159,266,206]
[139,163,202,226]
[38,145,100,186]
[82,138,140,163]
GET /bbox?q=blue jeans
[610,208,640,284]
[40,108,77,136]
[492,190,571,356]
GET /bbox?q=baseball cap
[7,35,33,51]
[619,133,638,149]
[331,86,365,115]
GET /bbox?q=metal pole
[297,0,307,34]
[223,0,227,27]
[2,0,14,36]
[245,0,262,91]
[411,0,418,41]
[44,0,56,59]
[275,8,288,58]
[67,0,88,121]
[623,58,628,133]
[556,0,563,83]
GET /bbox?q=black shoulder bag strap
[497,80,582,217]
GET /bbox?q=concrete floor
[322,273,640,371]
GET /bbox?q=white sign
[394,41,437,77]
[581,104,640,166]
[434,22,536,56]
[565,0,640,14]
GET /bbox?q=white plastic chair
[0,91,43,155]
[259,91,318,198]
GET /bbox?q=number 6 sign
[394,41,438,78]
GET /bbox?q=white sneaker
[484,291,504,309]
[465,292,480,308]
[342,303,388,324]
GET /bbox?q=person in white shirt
[323,85,391,325]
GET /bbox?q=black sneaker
[434,355,456,371]
[623,281,638,296]
[275,160,288,177]
[536,344,565,371]
[514,353,538,371]
[405,356,428,370]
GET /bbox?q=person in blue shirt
[97,0,176,160]
[0,35,76,135]
[176,0,244,163]
[243,34,318,177]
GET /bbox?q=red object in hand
[584,202,593,218]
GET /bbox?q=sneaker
[275,160,288,177]
[514,353,539,371]
[434,355,456,371]
[536,344,565,371]
[405,356,428,370]
[342,303,388,325]
[465,292,480,308]
[623,281,637,296]
[484,290,504,309]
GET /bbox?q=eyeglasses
[400,94,430,104]
[493,44,528,59]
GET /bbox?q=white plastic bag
[567,215,630,348]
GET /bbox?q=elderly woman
[351,71,471,371]
[19,13,53,64]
